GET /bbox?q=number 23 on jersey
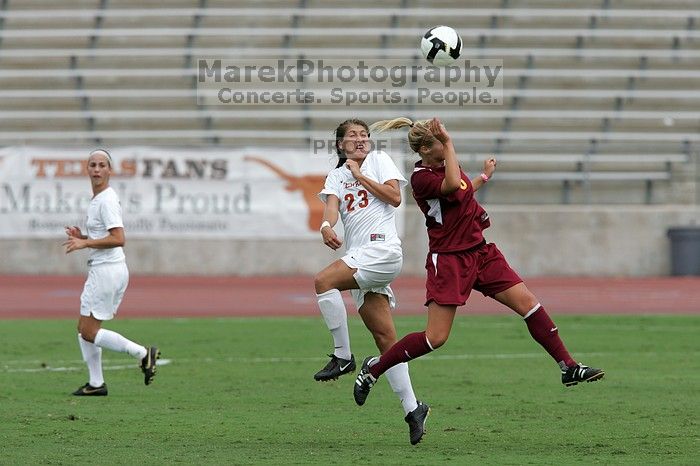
[344,190,369,212]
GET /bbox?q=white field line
[166,317,700,333]
[450,321,700,333]
[3,359,172,373]
[3,351,696,373]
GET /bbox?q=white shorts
[342,242,403,311]
[80,261,129,321]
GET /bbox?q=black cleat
[353,356,378,406]
[405,401,430,445]
[314,354,356,381]
[562,363,605,387]
[72,382,108,396]
[140,346,160,385]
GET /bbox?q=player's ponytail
[370,117,434,153]
[369,117,414,133]
[333,118,370,168]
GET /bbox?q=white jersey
[318,151,407,254]
[85,187,126,266]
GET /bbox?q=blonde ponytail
[369,117,414,134]
[370,117,434,153]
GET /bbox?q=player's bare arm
[429,118,461,195]
[64,227,125,254]
[346,160,401,207]
[471,157,497,192]
[320,195,343,250]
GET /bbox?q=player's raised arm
[427,118,461,195]
[347,157,401,207]
[471,157,497,192]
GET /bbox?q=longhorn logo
[244,156,326,232]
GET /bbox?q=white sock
[385,362,419,415]
[316,289,352,360]
[94,329,147,359]
[78,334,104,387]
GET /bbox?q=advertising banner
[0,146,405,239]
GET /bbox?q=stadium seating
[0,1,697,203]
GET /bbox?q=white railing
[0,8,696,20]
[0,109,697,121]
[493,172,670,181]
[1,47,699,59]
[462,153,688,164]
[0,129,696,142]
[2,67,700,80]
[1,27,699,39]
[1,88,698,100]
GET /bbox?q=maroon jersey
[411,160,491,253]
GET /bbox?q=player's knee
[520,297,540,315]
[510,288,539,315]
[78,324,98,342]
[314,273,331,294]
[426,330,448,349]
[431,335,448,349]
[81,329,97,342]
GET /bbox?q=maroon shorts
[424,242,523,307]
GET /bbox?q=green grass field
[1,314,698,465]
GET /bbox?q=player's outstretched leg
[314,354,356,381]
[521,303,605,386]
[404,401,430,445]
[141,346,160,385]
[561,363,605,387]
[353,356,378,405]
[494,284,606,387]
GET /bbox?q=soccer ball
[420,26,462,66]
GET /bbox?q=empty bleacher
[0,1,698,203]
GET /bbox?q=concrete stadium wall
[1,206,698,277]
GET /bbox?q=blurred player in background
[313,119,429,444]
[353,117,604,408]
[63,149,160,396]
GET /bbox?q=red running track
[0,275,698,319]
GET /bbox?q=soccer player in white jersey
[313,119,429,445]
[63,149,159,396]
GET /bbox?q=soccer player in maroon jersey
[353,117,604,411]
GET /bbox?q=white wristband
[320,220,331,231]
[480,173,489,182]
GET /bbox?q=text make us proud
[1,182,251,216]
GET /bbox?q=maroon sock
[369,331,433,378]
[524,306,576,369]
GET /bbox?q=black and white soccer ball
[420,25,463,66]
